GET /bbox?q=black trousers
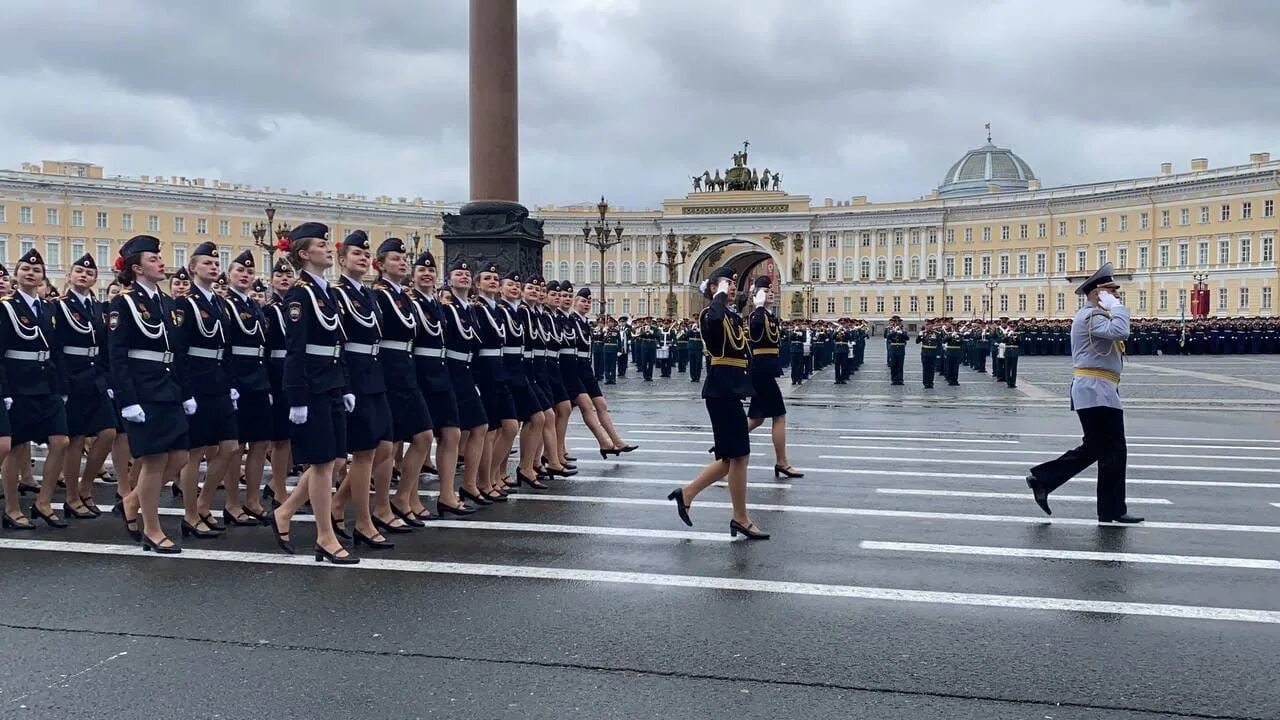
[920,352,935,387]
[1030,407,1128,519]
[888,349,905,384]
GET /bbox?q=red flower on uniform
[113,256,125,272]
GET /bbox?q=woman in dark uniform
[570,287,636,457]
[261,258,294,506]
[666,267,768,539]
[55,253,116,518]
[329,231,399,547]
[498,270,547,489]
[267,222,358,564]
[744,277,801,479]
[439,260,492,505]
[551,281,591,463]
[222,249,273,523]
[407,252,472,517]
[471,262,519,499]
[109,235,191,552]
[537,282,576,477]
[105,274,135,509]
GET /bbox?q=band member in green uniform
[885,316,908,385]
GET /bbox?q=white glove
[698,280,709,295]
[289,406,308,424]
[182,398,197,415]
[61,395,68,404]
[3,397,10,411]
[716,279,730,296]
[267,393,273,406]
[229,388,240,402]
[753,288,767,308]
[1098,290,1120,310]
[106,388,114,399]
[342,393,356,413]
[121,404,146,423]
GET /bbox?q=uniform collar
[17,288,40,311]
[194,282,216,302]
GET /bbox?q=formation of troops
[0,226,639,562]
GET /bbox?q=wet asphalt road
[1,347,1278,719]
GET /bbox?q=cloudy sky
[2,0,1277,210]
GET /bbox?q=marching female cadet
[56,253,117,518]
[520,276,560,484]
[169,266,191,299]
[0,249,71,530]
[744,277,801,479]
[551,282,591,464]
[537,282,576,476]
[328,232,399,548]
[499,270,547,489]
[222,249,273,523]
[667,267,769,539]
[366,238,434,529]
[173,242,240,538]
[268,222,358,564]
[570,287,637,458]
[250,279,268,306]
[472,262,519,499]
[408,252,472,517]
[105,273,136,509]
[261,258,294,506]
[440,260,493,505]
[109,235,191,552]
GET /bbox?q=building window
[1017,294,1027,313]
[1218,239,1230,264]
[828,233,838,249]
[810,261,821,280]
[1242,201,1252,220]
[963,295,972,313]
[1198,240,1209,266]
[962,257,973,277]
[1262,286,1272,310]
[217,220,229,236]
[1159,289,1168,311]
[1057,293,1065,312]
[1265,200,1274,218]
[1138,290,1147,311]
[1077,219,1087,235]
[1240,287,1250,309]
[1058,220,1067,237]
[876,258,888,279]
[909,296,918,313]
[241,221,252,237]
[47,208,59,226]
[1000,225,1010,241]
[891,296,900,314]
[219,248,231,270]
[826,259,837,281]
[1037,222,1046,239]
[1262,236,1273,262]
[860,258,871,280]
[1217,287,1227,310]
[1019,224,1028,240]
[1076,249,1087,271]
[1098,217,1107,233]
[827,298,837,314]
[861,232,871,247]
[1036,293,1045,313]
[999,294,1008,313]
[828,297,837,314]
[0,236,7,262]
[71,238,85,262]
[945,229,954,244]
[620,262,631,283]
[574,262,585,283]
[1138,246,1149,269]
[982,295,991,315]
[1199,206,1209,224]
[1241,238,1251,263]
[119,213,133,231]
[20,236,34,255]
[981,256,991,276]
[605,262,615,282]
[860,296,868,314]
[1036,252,1046,274]
[843,257,855,280]
[1220,204,1231,222]
[927,257,937,278]
[197,218,209,235]
[810,234,820,250]
[96,240,109,267]
[1158,244,1169,267]
[1055,250,1066,273]
[925,296,935,314]
[910,255,920,278]
[982,227,991,242]
[45,238,61,268]
[173,245,187,268]
[148,215,159,232]
[1117,247,1128,269]
[964,228,972,243]
[174,217,186,234]
[1177,243,1188,266]
[1017,254,1027,275]
[878,231,888,246]
[20,207,33,224]
[94,211,108,229]
[893,257,904,279]
[589,261,600,282]
[928,229,938,244]
[945,295,954,313]
[606,299,615,315]
[1098,248,1108,267]
[70,210,84,228]
[636,262,648,283]
[1000,255,1010,275]
[1139,212,1149,230]
[944,257,955,277]
[843,296,852,314]
[1119,215,1128,232]
[1160,210,1170,228]
[1178,208,1189,226]
[620,236,631,252]
[1178,288,1188,310]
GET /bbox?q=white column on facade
[852,229,861,284]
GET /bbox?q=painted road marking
[819,454,1276,474]
[3,538,1277,624]
[858,541,1280,571]
[874,488,1173,504]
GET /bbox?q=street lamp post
[583,196,624,318]
[802,282,815,319]
[985,279,999,321]
[654,228,687,319]
[1192,271,1210,319]
[408,231,423,256]
[252,202,292,262]
[642,286,654,317]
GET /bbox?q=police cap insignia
[232,249,254,268]
[18,248,45,267]
[173,267,191,282]
[272,258,293,275]
[480,262,500,276]
[576,287,591,299]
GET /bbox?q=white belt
[444,350,471,362]
[559,349,576,356]
[305,343,341,358]
[230,345,264,358]
[380,340,412,352]
[534,349,550,358]
[188,347,223,360]
[502,347,523,355]
[413,347,445,359]
[577,350,591,359]
[344,342,380,356]
[269,350,286,359]
[477,348,501,357]
[5,350,50,362]
[522,351,533,360]
[128,349,174,364]
[63,346,99,357]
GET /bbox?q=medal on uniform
[171,308,185,325]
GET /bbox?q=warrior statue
[691,175,702,192]
[771,172,782,191]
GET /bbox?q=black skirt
[706,396,750,461]
[559,358,586,398]
[578,365,603,399]
[346,391,393,453]
[186,393,238,448]
[10,395,68,445]
[544,361,569,404]
[289,390,346,465]
[66,390,115,437]
[478,378,517,430]
[124,401,188,458]
[0,402,11,437]
[509,380,540,420]
[236,390,275,443]
[747,372,786,419]
[387,385,432,441]
[423,387,460,431]
[447,361,488,430]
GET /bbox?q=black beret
[216,273,228,285]
[17,247,44,266]
[560,281,573,293]
[448,258,471,273]
[546,280,561,291]
[479,261,501,275]
[192,241,218,258]
[172,267,191,281]
[120,235,161,258]
[526,275,544,286]
[502,269,522,283]
[252,279,268,293]
[753,276,771,290]
[0,263,8,277]
[73,253,97,271]
[343,230,370,249]
[288,222,329,244]
[576,286,591,299]
[414,251,436,269]
[271,258,293,274]
[708,266,736,284]
[232,249,254,268]
[376,237,405,255]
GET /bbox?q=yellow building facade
[2,143,1278,320]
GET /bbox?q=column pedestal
[439,200,548,278]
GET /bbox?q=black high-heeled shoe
[373,514,413,535]
[619,444,639,453]
[142,534,181,554]
[2,512,35,530]
[181,520,222,539]
[199,513,226,532]
[78,496,102,517]
[314,544,359,565]
[543,466,577,478]
[729,519,770,540]
[222,508,261,527]
[517,470,549,490]
[330,512,351,539]
[773,465,804,479]
[667,489,692,527]
[436,500,476,516]
[390,503,426,528]
[353,529,395,550]
[262,485,280,507]
[483,489,508,503]
[16,481,40,496]
[599,447,623,460]
[564,455,578,463]
[118,505,142,541]
[458,487,493,506]
[29,505,68,529]
[240,505,267,524]
[266,510,294,555]
[62,502,99,520]
[420,463,439,476]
